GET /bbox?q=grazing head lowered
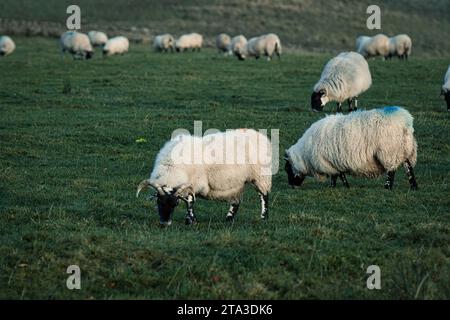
[136,180,192,226]
[311,89,327,112]
[284,151,306,188]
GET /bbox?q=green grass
[0,37,449,299]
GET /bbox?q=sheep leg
[330,175,338,188]
[226,202,240,221]
[339,173,350,188]
[347,99,353,112]
[260,193,269,220]
[184,194,197,225]
[403,160,418,190]
[384,171,396,190]
[337,102,343,113]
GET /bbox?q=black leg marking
[403,160,418,190]
[184,194,197,225]
[337,102,343,113]
[330,175,338,188]
[339,173,350,188]
[347,99,353,112]
[226,202,240,221]
[384,171,396,190]
[260,193,269,220]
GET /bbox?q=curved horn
[136,179,165,198]
[174,184,192,198]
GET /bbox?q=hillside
[0,0,449,55]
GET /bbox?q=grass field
[0,37,449,299]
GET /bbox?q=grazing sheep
[103,36,129,57]
[356,34,390,59]
[88,31,108,47]
[441,65,450,111]
[175,33,203,52]
[387,34,412,60]
[153,34,174,52]
[0,36,15,56]
[284,106,418,190]
[136,129,273,226]
[216,33,231,54]
[229,35,247,58]
[237,33,281,61]
[311,51,372,112]
[60,31,93,60]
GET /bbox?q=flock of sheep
[0,30,449,226]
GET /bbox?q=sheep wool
[356,34,390,59]
[60,31,94,59]
[216,33,231,53]
[153,34,174,52]
[88,31,108,47]
[103,36,129,56]
[136,129,273,225]
[239,33,281,61]
[229,35,247,57]
[175,33,203,52]
[388,34,412,60]
[311,51,372,112]
[0,35,15,56]
[285,106,418,190]
[442,65,450,111]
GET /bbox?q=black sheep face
[285,160,305,188]
[156,193,180,226]
[311,89,327,112]
[445,92,450,110]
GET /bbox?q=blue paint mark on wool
[381,106,401,115]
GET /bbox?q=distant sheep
[441,65,450,111]
[285,106,418,190]
[311,51,372,112]
[153,34,174,52]
[60,31,93,60]
[216,33,231,54]
[88,31,108,47]
[136,129,272,226]
[387,34,412,60]
[237,33,281,61]
[229,35,247,58]
[175,33,203,52]
[103,36,129,57]
[356,34,390,59]
[0,36,15,56]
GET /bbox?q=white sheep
[356,34,390,59]
[175,33,203,52]
[285,106,418,190]
[136,129,272,226]
[238,33,281,61]
[103,36,129,57]
[441,65,450,111]
[216,33,231,54]
[387,34,412,60]
[88,31,108,47]
[229,35,247,58]
[0,36,15,56]
[60,31,94,60]
[311,51,372,112]
[153,34,174,52]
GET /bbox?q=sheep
[216,33,231,54]
[229,35,247,58]
[441,65,450,111]
[88,31,108,47]
[356,34,390,59]
[311,51,372,112]
[387,34,412,60]
[237,33,281,61]
[284,106,418,191]
[175,33,203,52]
[103,36,129,57]
[153,34,175,52]
[60,31,94,60]
[0,35,15,56]
[136,129,273,226]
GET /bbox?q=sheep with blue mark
[284,106,418,190]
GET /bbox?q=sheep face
[156,192,180,226]
[0,51,5,56]
[311,89,328,112]
[443,89,450,110]
[85,51,94,60]
[285,160,306,188]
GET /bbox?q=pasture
[0,37,449,299]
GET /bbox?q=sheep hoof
[185,217,197,225]
[226,214,234,222]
